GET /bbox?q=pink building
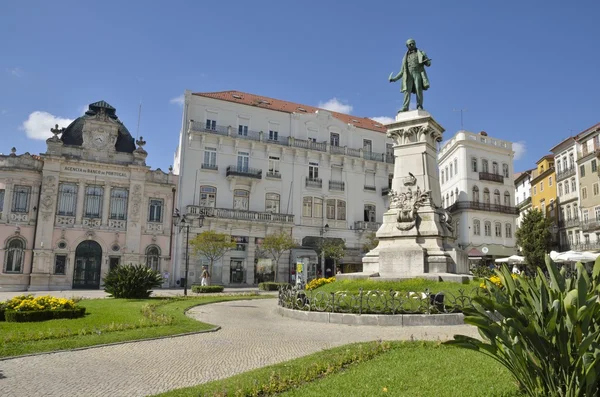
[0,101,177,291]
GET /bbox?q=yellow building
[531,155,558,219]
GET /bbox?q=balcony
[516,196,531,210]
[447,200,518,215]
[189,121,394,164]
[479,172,504,183]
[305,177,322,188]
[329,180,345,191]
[364,185,376,191]
[266,171,281,179]
[186,205,294,224]
[354,221,381,231]
[571,241,600,251]
[381,187,390,196]
[558,218,580,228]
[226,165,262,179]
[556,167,575,181]
[201,163,218,171]
[581,220,600,232]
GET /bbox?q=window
[330,133,340,146]
[473,220,481,236]
[585,234,590,245]
[336,200,346,220]
[472,186,479,202]
[233,189,249,210]
[454,159,458,175]
[493,189,500,205]
[0,188,4,212]
[449,163,453,178]
[84,185,103,218]
[533,186,537,195]
[495,222,502,237]
[455,188,459,202]
[441,195,445,208]
[505,223,512,238]
[364,204,376,222]
[582,187,588,200]
[564,181,569,194]
[204,147,217,168]
[303,197,313,217]
[4,238,24,273]
[557,160,562,173]
[504,191,511,206]
[569,153,574,168]
[483,188,490,204]
[573,204,578,219]
[492,162,498,175]
[314,197,323,218]
[109,188,128,220]
[205,119,216,130]
[54,254,66,275]
[445,167,448,179]
[592,160,597,172]
[482,159,489,173]
[11,185,31,213]
[265,193,280,213]
[450,191,454,203]
[566,205,572,220]
[548,176,553,186]
[541,201,546,215]
[595,183,599,196]
[583,209,588,223]
[232,236,249,251]
[580,164,586,177]
[363,139,372,153]
[237,151,249,172]
[57,183,77,216]
[484,221,491,237]
[308,162,319,179]
[238,124,248,136]
[596,206,600,222]
[268,130,278,141]
[199,186,216,207]
[571,178,576,193]
[471,157,477,172]
[146,246,161,272]
[326,199,336,219]
[268,156,280,175]
[148,199,164,222]
[502,163,509,178]
[541,181,544,191]
[558,183,563,197]
[441,170,445,184]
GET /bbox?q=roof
[549,136,576,153]
[514,168,535,184]
[575,122,600,141]
[192,90,387,133]
[535,154,554,164]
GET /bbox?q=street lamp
[173,209,205,296]
[319,224,329,278]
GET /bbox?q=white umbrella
[550,250,599,263]
[494,255,526,264]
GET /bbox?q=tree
[189,230,236,280]
[362,231,379,253]
[515,208,552,270]
[320,239,346,275]
[261,230,296,281]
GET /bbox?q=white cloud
[20,111,73,140]
[370,116,395,125]
[513,141,527,160]
[318,98,353,114]
[10,68,24,77]
[170,95,185,106]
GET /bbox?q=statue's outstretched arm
[389,69,403,82]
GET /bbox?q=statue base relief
[338,110,470,283]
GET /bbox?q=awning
[467,248,484,257]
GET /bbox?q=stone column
[75,179,86,224]
[102,183,111,226]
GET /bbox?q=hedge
[258,282,290,291]
[4,307,86,323]
[191,285,224,293]
[0,306,5,322]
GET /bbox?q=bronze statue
[389,39,432,112]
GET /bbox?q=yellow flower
[382,387,388,392]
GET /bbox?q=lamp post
[319,224,329,278]
[173,209,205,296]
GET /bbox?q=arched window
[483,188,490,204]
[503,191,511,206]
[484,221,492,236]
[302,197,313,217]
[450,191,454,203]
[445,166,449,179]
[364,204,376,222]
[571,178,576,193]
[502,163,509,178]
[505,223,512,238]
[473,220,481,236]
[573,203,579,220]
[146,246,161,272]
[564,180,570,194]
[472,185,480,202]
[495,222,502,237]
[558,183,563,197]
[493,189,500,205]
[449,163,453,177]
[566,205,572,220]
[4,238,24,273]
[446,193,449,206]
[233,189,249,210]
[454,159,458,175]
[441,170,445,184]
[492,162,499,175]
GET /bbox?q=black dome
[60,100,136,153]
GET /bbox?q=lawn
[155,341,521,397]
[0,294,271,358]
[314,278,481,296]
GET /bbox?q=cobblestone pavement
[0,299,479,397]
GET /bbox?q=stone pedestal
[355,110,469,281]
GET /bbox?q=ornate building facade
[0,101,177,291]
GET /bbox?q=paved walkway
[0,299,478,397]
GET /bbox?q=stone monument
[341,38,469,282]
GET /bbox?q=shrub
[191,285,224,293]
[305,277,336,291]
[471,265,493,278]
[4,295,78,311]
[258,282,290,291]
[4,307,86,322]
[447,255,600,396]
[0,303,5,322]
[103,264,163,299]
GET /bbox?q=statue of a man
[389,38,432,112]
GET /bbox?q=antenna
[136,102,142,139]
[453,108,467,129]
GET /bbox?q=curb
[276,306,465,326]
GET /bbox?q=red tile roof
[192,90,388,133]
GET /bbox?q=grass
[314,278,481,296]
[155,341,521,397]
[0,294,271,358]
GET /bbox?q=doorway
[73,240,103,289]
[230,260,245,284]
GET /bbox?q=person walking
[201,266,210,286]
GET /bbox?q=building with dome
[0,101,177,291]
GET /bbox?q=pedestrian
[512,264,521,275]
[201,266,210,286]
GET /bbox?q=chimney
[479,131,488,136]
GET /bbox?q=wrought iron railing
[447,200,518,215]
[306,177,322,188]
[556,167,575,181]
[354,221,381,231]
[329,180,345,191]
[266,171,281,179]
[581,220,600,232]
[226,165,262,179]
[201,163,218,170]
[381,187,390,196]
[479,172,504,183]
[364,185,376,191]
[186,205,294,223]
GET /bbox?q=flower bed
[0,295,86,323]
[305,277,336,290]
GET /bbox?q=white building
[438,130,518,260]
[173,90,395,285]
[514,169,534,229]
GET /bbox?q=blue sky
[1,0,599,172]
